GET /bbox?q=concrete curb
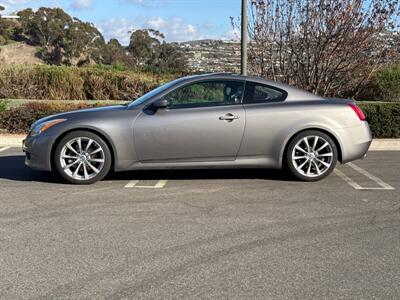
[369,139,400,151]
[0,135,399,151]
[0,135,25,147]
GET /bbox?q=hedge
[374,65,400,102]
[0,65,176,101]
[358,102,400,138]
[0,101,110,133]
[0,101,399,138]
[357,65,400,102]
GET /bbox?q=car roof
[182,73,323,101]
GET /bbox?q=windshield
[128,78,185,108]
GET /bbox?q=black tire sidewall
[286,130,338,181]
[54,131,112,184]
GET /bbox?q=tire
[54,131,112,184]
[285,130,338,181]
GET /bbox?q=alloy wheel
[291,135,334,178]
[60,137,105,181]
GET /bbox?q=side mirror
[153,98,168,109]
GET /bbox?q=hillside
[177,39,240,72]
[0,43,43,65]
[0,7,186,71]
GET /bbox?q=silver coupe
[23,73,372,184]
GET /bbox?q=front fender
[48,120,135,172]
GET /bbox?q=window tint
[165,81,244,109]
[245,83,286,104]
[128,77,185,108]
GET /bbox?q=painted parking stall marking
[124,180,168,189]
[334,162,395,190]
[347,162,395,190]
[0,146,11,153]
[334,169,364,190]
[124,180,140,188]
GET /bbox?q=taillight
[348,103,366,121]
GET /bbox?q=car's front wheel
[54,131,111,184]
[285,130,338,181]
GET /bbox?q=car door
[238,81,288,161]
[133,80,246,162]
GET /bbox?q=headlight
[30,119,67,136]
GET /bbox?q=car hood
[31,104,129,127]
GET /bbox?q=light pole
[241,0,248,76]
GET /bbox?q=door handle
[219,113,240,121]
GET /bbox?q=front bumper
[23,134,55,171]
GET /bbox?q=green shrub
[0,65,176,100]
[374,65,400,102]
[358,102,400,138]
[0,99,8,112]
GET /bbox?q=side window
[164,80,244,109]
[245,83,287,104]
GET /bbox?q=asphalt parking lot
[0,146,399,299]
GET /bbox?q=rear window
[244,82,287,104]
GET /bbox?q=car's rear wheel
[54,131,111,184]
[285,130,338,181]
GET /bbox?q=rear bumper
[337,121,372,164]
[23,134,55,171]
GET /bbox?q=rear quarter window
[244,82,287,104]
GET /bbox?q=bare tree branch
[234,0,400,97]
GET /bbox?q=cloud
[147,16,166,29]
[0,0,60,14]
[144,17,213,42]
[0,0,31,14]
[71,0,92,10]
[97,18,136,45]
[0,0,232,43]
[223,28,240,41]
[98,16,217,44]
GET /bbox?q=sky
[0,0,242,44]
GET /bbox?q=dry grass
[0,65,176,100]
[0,43,44,66]
[0,101,114,133]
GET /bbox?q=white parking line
[347,162,395,190]
[0,146,11,153]
[124,180,168,189]
[124,180,140,188]
[334,162,395,190]
[153,180,168,188]
[334,169,363,190]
